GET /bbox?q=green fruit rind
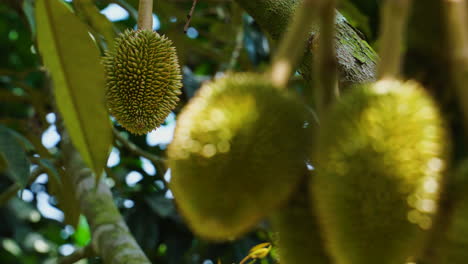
[271,187,331,264]
[168,73,313,241]
[312,79,449,264]
[430,161,468,264]
[103,29,182,135]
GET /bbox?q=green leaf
[74,0,117,50]
[22,0,36,38]
[35,0,112,178]
[0,125,30,187]
[73,215,91,247]
[47,163,81,227]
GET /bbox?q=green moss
[312,80,449,264]
[168,73,314,241]
[103,29,182,135]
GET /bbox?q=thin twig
[314,0,338,119]
[444,0,468,134]
[0,166,45,206]
[113,128,167,182]
[377,0,412,79]
[137,0,153,30]
[184,0,199,33]
[268,0,318,89]
[58,243,95,264]
[227,24,244,71]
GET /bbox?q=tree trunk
[234,0,378,86]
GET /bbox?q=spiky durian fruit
[429,161,468,264]
[103,29,182,134]
[311,79,449,264]
[271,185,331,264]
[168,73,313,241]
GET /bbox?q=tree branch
[234,0,378,87]
[61,131,151,264]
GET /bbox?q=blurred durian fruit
[103,29,182,135]
[311,79,450,264]
[429,160,468,264]
[271,184,331,264]
[168,73,313,241]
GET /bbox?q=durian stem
[443,0,468,135]
[137,0,153,30]
[313,0,337,119]
[268,0,318,89]
[377,0,412,80]
[113,128,168,185]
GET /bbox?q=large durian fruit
[168,73,313,241]
[311,79,449,264]
[103,29,182,135]
[429,160,468,264]
[271,184,331,264]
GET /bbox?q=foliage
[1,0,467,264]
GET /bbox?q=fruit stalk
[443,0,468,134]
[268,0,318,88]
[377,0,412,79]
[313,0,337,118]
[137,0,153,30]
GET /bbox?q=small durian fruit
[103,29,182,135]
[429,161,468,264]
[271,184,331,264]
[311,79,449,264]
[168,73,313,241]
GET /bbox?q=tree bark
[62,133,151,264]
[235,0,378,86]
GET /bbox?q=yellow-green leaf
[35,0,112,177]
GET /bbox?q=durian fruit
[168,73,313,241]
[311,79,449,264]
[429,160,468,264]
[271,184,331,264]
[103,29,182,135]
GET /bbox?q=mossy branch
[61,131,151,264]
[235,0,377,87]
